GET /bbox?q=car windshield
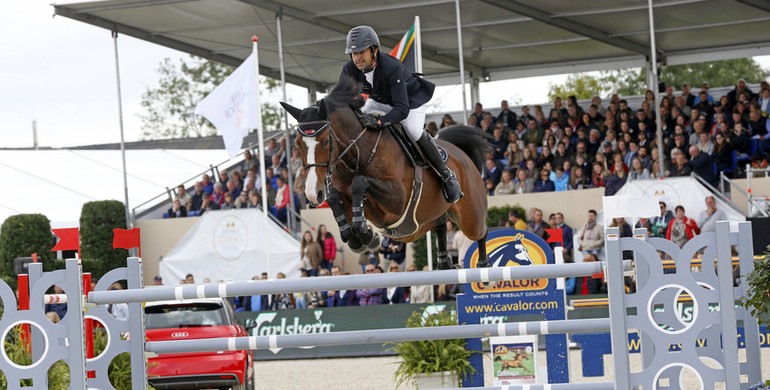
[145,302,227,329]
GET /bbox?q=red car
[145,298,254,390]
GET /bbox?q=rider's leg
[403,106,462,203]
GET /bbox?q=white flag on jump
[195,53,258,158]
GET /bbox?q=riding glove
[359,114,380,129]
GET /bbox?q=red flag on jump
[545,228,563,245]
[52,228,79,251]
[113,228,141,249]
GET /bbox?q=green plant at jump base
[742,246,770,325]
[386,306,477,388]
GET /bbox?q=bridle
[297,118,383,194]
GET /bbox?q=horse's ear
[318,98,329,120]
[280,102,303,121]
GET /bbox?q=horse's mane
[324,75,363,114]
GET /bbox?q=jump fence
[1,221,764,389]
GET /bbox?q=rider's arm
[378,65,410,127]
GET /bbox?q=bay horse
[280,76,490,269]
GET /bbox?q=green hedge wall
[80,200,128,280]
[0,214,55,289]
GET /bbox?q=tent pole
[454,0,468,125]
[277,9,295,234]
[648,0,665,178]
[112,31,133,253]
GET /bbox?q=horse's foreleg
[327,188,363,252]
[476,232,490,268]
[350,176,380,252]
[433,215,454,270]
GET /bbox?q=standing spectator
[650,202,675,238]
[497,100,518,129]
[445,220,459,264]
[554,212,574,262]
[299,231,323,276]
[383,262,406,304]
[712,132,733,175]
[666,205,700,248]
[507,209,527,230]
[357,264,385,305]
[526,208,547,240]
[380,237,406,270]
[189,182,206,212]
[317,225,337,272]
[408,265,432,303]
[358,249,380,274]
[578,210,604,257]
[273,176,290,223]
[167,199,187,218]
[697,196,726,233]
[534,169,555,192]
[578,253,606,295]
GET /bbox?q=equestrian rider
[339,25,462,203]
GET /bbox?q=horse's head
[281,100,331,206]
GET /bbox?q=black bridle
[296,119,383,194]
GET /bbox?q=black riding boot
[416,132,463,203]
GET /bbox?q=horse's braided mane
[324,75,363,114]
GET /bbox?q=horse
[495,351,530,373]
[280,76,491,269]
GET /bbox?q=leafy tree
[79,200,128,279]
[547,58,769,100]
[140,55,282,140]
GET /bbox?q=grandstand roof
[0,149,228,227]
[54,0,770,90]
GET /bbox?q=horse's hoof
[348,240,367,254]
[437,261,453,270]
[477,258,491,268]
[365,232,380,251]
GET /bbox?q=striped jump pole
[145,318,610,354]
[89,261,622,305]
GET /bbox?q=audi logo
[171,332,189,338]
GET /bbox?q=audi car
[145,297,254,390]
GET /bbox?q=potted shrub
[742,250,770,389]
[386,306,477,389]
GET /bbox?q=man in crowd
[189,181,206,212]
[578,210,603,257]
[497,100,518,129]
[527,208,547,240]
[650,202,675,237]
[507,209,527,230]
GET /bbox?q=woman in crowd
[604,161,627,196]
[317,225,337,272]
[514,168,535,194]
[407,265,432,303]
[519,148,533,171]
[506,140,524,170]
[666,205,700,248]
[494,169,516,195]
[712,132,733,176]
[569,165,591,190]
[537,145,554,169]
[591,161,609,188]
[270,272,295,310]
[533,169,555,192]
[299,230,323,276]
[627,157,650,182]
[440,114,456,129]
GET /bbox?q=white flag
[195,53,258,158]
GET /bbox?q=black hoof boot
[365,232,381,251]
[349,239,367,254]
[477,256,491,268]
[437,251,454,270]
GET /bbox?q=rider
[339,25,462,203]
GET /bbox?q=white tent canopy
[159,209,300,283]
[0,149,227,228]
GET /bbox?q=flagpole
[414,16,423,74]
[253,35,272,276]
[276,10,295,234]
[454,0,468,125]
[112,31,133,255]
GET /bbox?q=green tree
[0,214,55,289]
[547,58,769,100]
[140,55,282,140]
[79,201,128,279]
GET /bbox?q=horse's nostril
[317,190,324,201]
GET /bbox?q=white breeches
[361,99,426,142]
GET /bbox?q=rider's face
[352,48,376,71]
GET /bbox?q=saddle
[353,110,447,238]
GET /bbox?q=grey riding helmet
[345,25,379,54]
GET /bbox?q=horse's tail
[437,125,492,173]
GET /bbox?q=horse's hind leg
[327,188,364,253]
[350,176,380,251]
[433,215,454,270]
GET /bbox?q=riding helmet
[345,25,379,54]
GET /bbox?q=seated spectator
[591,162,609,188]
[669,153,692,177]
[247,189,262,209]
[514,169,535,194]
[175,185,192,210]
[494,170,516,195]
[604,161,627,196]
[210,182,226,207]
[189,181,206,212]
[688,145,715,185]
[483,158,502,187]
[357,264,385,305]
[199,194,218,215]
[537,145,555,168]
[408,265,432,303]
[269,272,295,310]
[201,174,214,195]
[329,266,358,306]
[506,141,524,170]
[226,179,240,198]
[234,191,249,208]
[550,166,569,191]
[650,201,675,237]
[569,166,590,190]
[489,124,508,160]
[534,169,555,192]
[627,157,650,182]
[167,198,187,218]
[440,114,456,129]
[666,205,700,248]
[221,193,236,210]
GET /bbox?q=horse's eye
[322,139,330,146]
